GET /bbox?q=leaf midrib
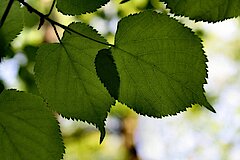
[60,44,110,123]
[0,113,55,159]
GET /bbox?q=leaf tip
[99,127,106,144]
[206,105,216,113]
[202,100,216,113]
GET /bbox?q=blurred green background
[1,0,240,159]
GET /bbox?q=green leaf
[0,0,23,60]
[23,45,39,62]
[0,90,64,160]
[95,49,120,100]
[111,11,215,118]
[23,6,39,28]
[35,23,114,142]
[161,0,240,22]
[56,0,110,15]
[0,0,23,44]
[0,35,15,61]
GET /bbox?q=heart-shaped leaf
[35,23,114,142]
[111,11,215,117]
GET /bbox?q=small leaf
[35,23,114,142]
[95,49,120,100]
[161,0,240,22]
[111,11,215,118]
[0,90,64,160]
[56,0,110,15]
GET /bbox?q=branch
[17,0,114,47]
[0,0,14,28]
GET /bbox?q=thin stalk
[46,0,56,16]
[17,0,114,47]
[51,23,62,43]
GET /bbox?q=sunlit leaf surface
[0,90,64,160]
[112,11,215,117]
[35,23,114,142]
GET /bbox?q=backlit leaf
[0,0,23,43]
[0,90,64,160]
[0,0,23,60]
[23,6,39,28]
[35,23,114,142]
[56,0,110,15]
[161,0,240,22]
[111,11,215,118]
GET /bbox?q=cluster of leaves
[1,0,239,159]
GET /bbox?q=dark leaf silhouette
[95,48,120,100]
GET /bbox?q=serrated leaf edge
[114,10,215,115]
[94,48,120,100]
[56,0,110,16]
[160,1,240,23]
[0,89,65,159]
[34,22,115,143]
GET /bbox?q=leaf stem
[51,24,62,43]
[0,0,14,28]
[17,0,114,47]
[46,0,56,17]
